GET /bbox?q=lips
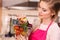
[39,13,43,16]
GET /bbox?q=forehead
[39,1,50,9]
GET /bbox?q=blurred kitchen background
[2,0,60,26]
[0,0,60,40]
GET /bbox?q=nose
[39,10,42,15]
[38,8,42,15]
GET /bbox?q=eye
[43,9,47,12]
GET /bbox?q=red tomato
[14,25,19,30]
[19,28,24,32]
[16,30,20,36]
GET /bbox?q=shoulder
[48,21,60,34]
[50,22,59,30]
[46,22,60,40]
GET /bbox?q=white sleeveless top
[39,22,60,40]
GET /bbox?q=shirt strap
[46,20,53,31]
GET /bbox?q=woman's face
[38,1,53,19]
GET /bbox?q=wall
[2,0,28,7]
[2,8,38,24]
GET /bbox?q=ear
[51,13,55,16]
[51,10,55,16]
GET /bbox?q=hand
[16,35,28,40]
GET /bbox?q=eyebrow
[38,6,45,9]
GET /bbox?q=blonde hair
[38,0,60,20]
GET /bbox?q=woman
[29,0,60,40]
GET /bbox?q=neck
[42,18,52,25]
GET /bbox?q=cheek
[44,14,51,17]
[42,11,50,15]
[38,9,51,15]
[39,12,51,18]
[39,12,51,16]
